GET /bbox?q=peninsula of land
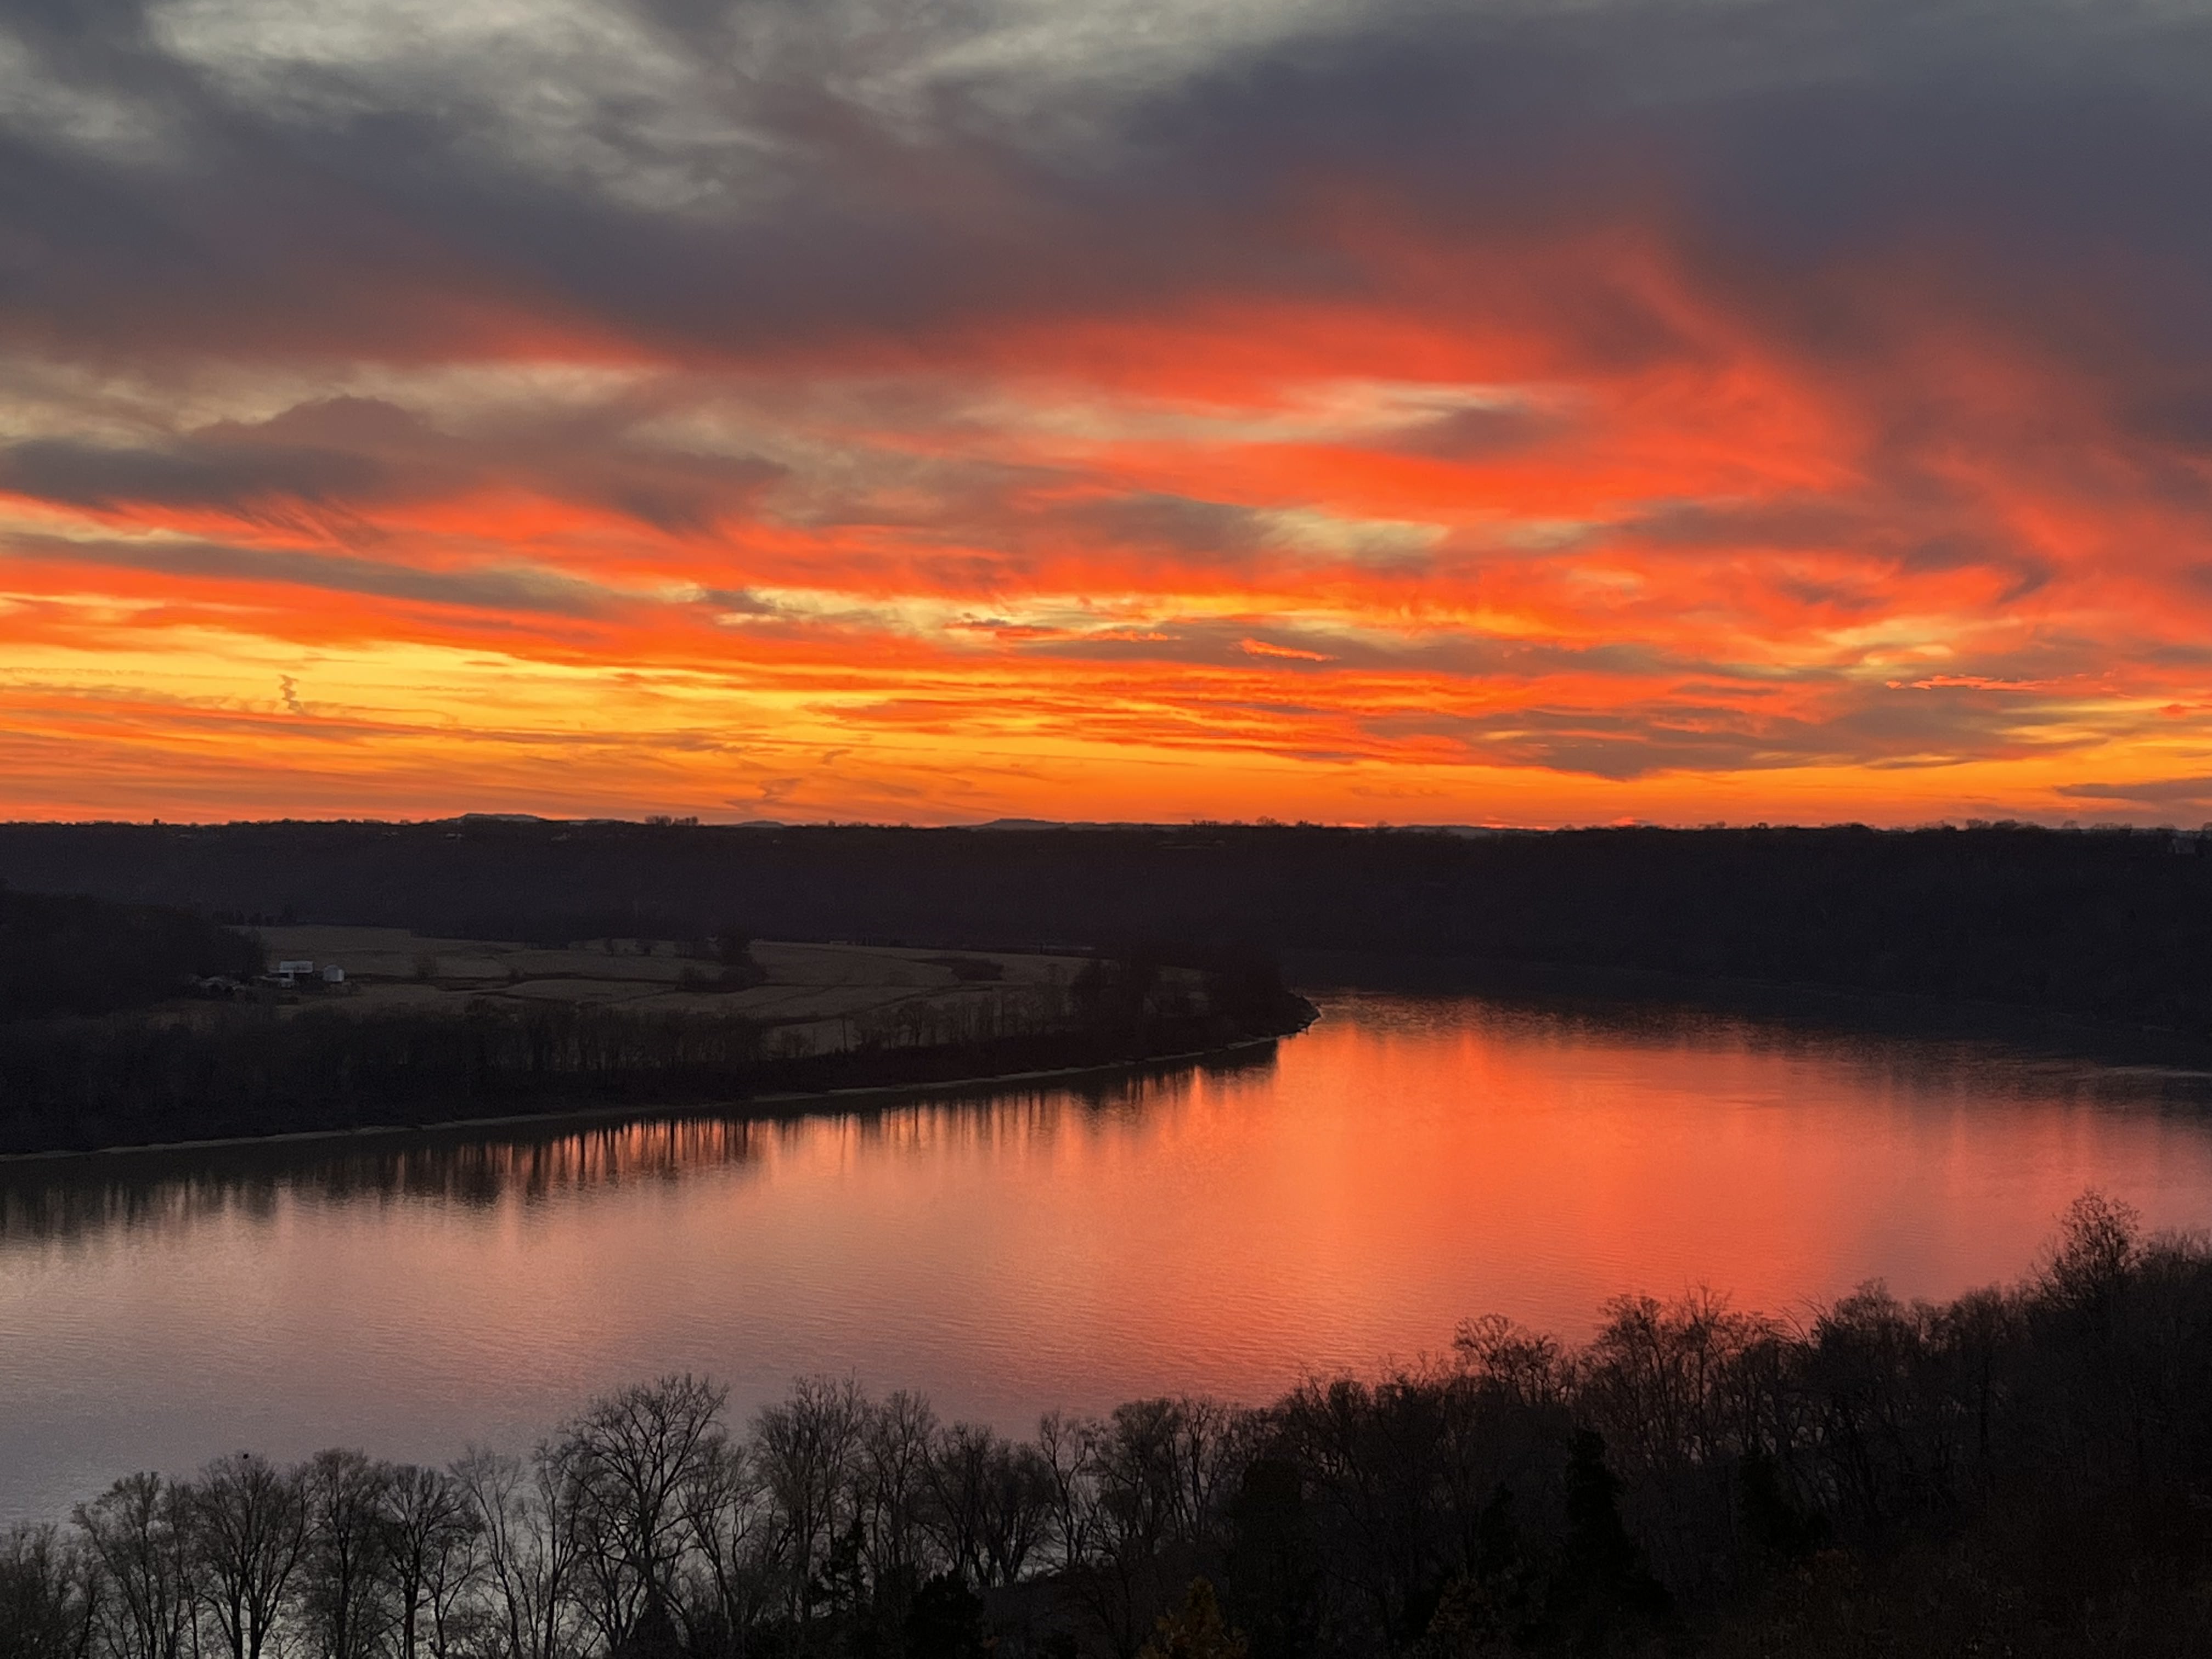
[0,898,1312,1157]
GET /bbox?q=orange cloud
[6,78,2212,825]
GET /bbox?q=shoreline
[1288,951,2212,1071]
[0,1029,1300,1168]
[25,951,2212,1168]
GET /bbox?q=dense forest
[4,820,2211,1036]
[4,1195,2206,1658]
[0,886,263,1022]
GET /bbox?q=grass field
[252,928,1099,1057]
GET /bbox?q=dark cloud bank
[0,0,2207,369]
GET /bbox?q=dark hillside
[2,820,2209,1033]
[0,886,262,1022]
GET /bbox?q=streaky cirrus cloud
[4,0,2212,822]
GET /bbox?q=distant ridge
[969,817,1157,831]
[9,819,2212,1047]
[964,818,1520,837]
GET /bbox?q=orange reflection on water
[3,994,2212,1523]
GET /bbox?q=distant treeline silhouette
[0,951,1308,1155]
[4,1195,2206,1658]
[8,820,2212,1035]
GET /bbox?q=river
[5,991,2212,1522]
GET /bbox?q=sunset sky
[5,0,2212,825]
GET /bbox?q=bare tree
[920,1417,1055,1590]
[922,1423,997,1588]
[0,1521,96,1659]
[382,1464,481,1659]
[557,1375,730,1652]
[976,1440,1057,1589]
[1035,1410,1098,1575]
[1078,1401,1210,1658]
[675,1437,772,1656]
[455,1448,583,1659]
[860,1391,940,1589]
[300,1449,396,1659]
[1164,1399,1243,1556]
[185,1454,308,1659]
[750,1376,867,1634]
[76,1475,191,1659]
[1090,1400,1189,1565]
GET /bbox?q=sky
[5,1,2212,826]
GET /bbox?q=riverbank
[1286,949,2212,1073]
[0,1022,1302,1165]
[0,919,1316,1157]
[0,968,1318,1160]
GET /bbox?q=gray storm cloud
[0,0,2204,365]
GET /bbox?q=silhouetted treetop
[6,1196,2211,1656]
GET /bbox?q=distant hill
[3,819,2211,1034]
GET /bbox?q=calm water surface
[6,992,2212,1521]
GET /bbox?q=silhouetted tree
[1223,1460,1319,1659]
[75,1474,191,1659]
[0,1523,94,1659]
[753,1376,868,1637]
[456,1447,585,1659]
[381,1463,482,1659]
[15,1194,2212,1658]
[186,1454,308,1659]
[1554,1431,1671,1652]
[558,1375,730,1654]
[300,1449,395,1659]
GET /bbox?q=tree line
[0,955,1309,1155]
[5,1195,2208,1658]
[14,820,2212,1040]
[0,885,263,1022]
